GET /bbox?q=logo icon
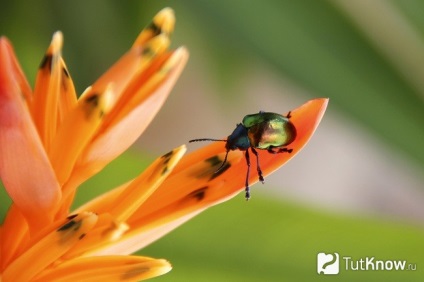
[317,252,339,274]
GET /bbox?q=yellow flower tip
[107,221,130,241]
[101,83,117,114]
[51,31,64,52]
[32,256,172,281]
[143,33,170,58]
[153,7,175,35]
[139,258,172,279]
[122,258,172,281]
[80,84,115,119]
[132,7,176,48]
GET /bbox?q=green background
[1,1,423,281]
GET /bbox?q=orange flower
[0,7,328,281]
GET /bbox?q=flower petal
[0,37,61,230]
[90,7,174,107]
[33,256,171,282]
[132,7,175,47]
[137,98,329,219]
[50,86,115,186]
[70,47,188,187]
[92,98,328,254]
[76,145,186,222]
[66,146,186,258]
[0,206,29,270]
[31,32,65,152]
[0,37,32,104]
[57,57,77,129]
[2,212,98,281]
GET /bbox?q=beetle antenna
[189,138,227,142]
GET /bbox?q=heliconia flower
[0,7,328,282]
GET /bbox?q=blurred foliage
[1,1,423,281]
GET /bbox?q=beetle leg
[267,146,293,154]
[285,111,292,119]
[244,150,251,200]
[250,147,264,184]
[215,150,229,173]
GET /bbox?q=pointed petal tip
[144,33,171,55]
[174,46,190,59]
[52,31,63,45]
[0,36,11,45]
[132,7,176,48]
[310,97,329,121]
[0,36,13,56]
[166,46,189,71]
[174,144,187,155]
[159,7,175,16]
[154,259,173,276]
[155,7,176,35]
[319,97,329,106]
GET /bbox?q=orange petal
[139,98,329,215]
[101,33,171,128]
[0,37,32,105]
[132,7,175,47]
[94,98,329,254]
[89,47,143,105]
[50,85,115,186]
[0,37,62,231]
[90,7,174,107]
[0,206,29,271]
[31,32,65,152]
[33,256,171,282]
[70,47,188,187]
[57,57,77,128]
[76,145,186,222]
[62,214,128,259]
[66,147,186,258]
[2,212,98,281]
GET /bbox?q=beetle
[189,111,296,200]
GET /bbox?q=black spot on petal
[209,162,230,181]
[62,66,70,78]
[142,47,154,56]
[57,220,77,232]
[161,150,173,162]
[85,94,99,107]
[160,150,174,175]
[205,156,221,167]
[188,186,208,201]
[39,54,53,71]
[205,156,231,181]
[148,22,162,36]
[67,214,78,220]
[58,215,83,232]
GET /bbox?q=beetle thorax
[226,124,251,151]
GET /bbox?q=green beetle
[189,111,296,200]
